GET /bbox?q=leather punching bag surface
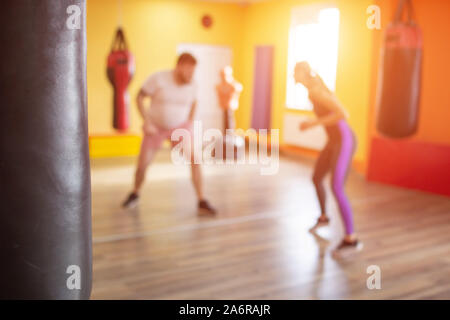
[376,0,423,138]
[0,1,92,299]
[107,28,135,132]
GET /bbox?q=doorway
[177,44,232,132]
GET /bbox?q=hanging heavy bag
[376,0,423,138]
[0,0,92,299]
[107,28,135,132]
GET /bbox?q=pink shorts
[137,121,193,168]
[141,121,193,150]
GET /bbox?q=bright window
[286,7,340,110]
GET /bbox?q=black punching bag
[0,1,92,299]
[376,0,423,138]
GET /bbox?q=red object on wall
[107,28,135,132]
[201,15,213,29]
[368,137,450,196]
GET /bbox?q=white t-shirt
[141,70,197,129]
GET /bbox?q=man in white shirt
[122,53,216,215]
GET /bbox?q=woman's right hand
[299,120,316,131]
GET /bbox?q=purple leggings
[312,120,356,235]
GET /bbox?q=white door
[177,44,232,132]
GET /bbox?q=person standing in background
[294,61,362,254]
[122,53,216,215]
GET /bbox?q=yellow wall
[87,0,245,135]
[87,0,374,169]
[235,0,374,169]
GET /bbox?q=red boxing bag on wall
[376,0,423,138]
[107,28,135,132]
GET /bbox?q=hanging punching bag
[107,28,135,132]
[0,1,92,299]
[376,0,423,138]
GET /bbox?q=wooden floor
[90,149,450,299]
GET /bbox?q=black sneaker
[122,192,139,209]
[198,200,217,215]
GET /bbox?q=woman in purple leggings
[294,61,362,253]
